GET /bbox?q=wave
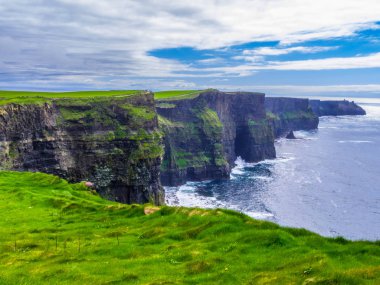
[249,175,273,181]
[294,130,318,140]
[338,140,373,143]
[165,184,275,221]
[245,211,274,219]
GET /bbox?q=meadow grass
[0,90,140,105]
[154,90,203,100]
[0,171,379,284]
[0,89,206,105]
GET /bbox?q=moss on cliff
[159,107,227,174]
[0,92,164,205]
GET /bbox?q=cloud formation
[0,0,380,90]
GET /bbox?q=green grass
[0,89,208,105]
[0,90,140,105]
[0,171,380,284]
[154,90,204,100]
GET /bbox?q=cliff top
[0,89,266,105]
[0,170,379,284]
[154,89,204,100]
[0,90,142,105]
[0,89,206,105]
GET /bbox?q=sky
[1,0,380,97]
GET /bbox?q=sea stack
[286,130,297,139]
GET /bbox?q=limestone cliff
[0,92,164,205]
[265,97,319,137]
[157,90,276,186]
[309,99,366,116]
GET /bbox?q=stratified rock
[265,97,319,137]
[0,92,164,205]
[286,131,296,139]
[157,90,276,186]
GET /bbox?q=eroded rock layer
[0,92,164,205]
[265,97,319,137]
[157,90,276,186]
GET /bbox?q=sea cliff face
[0,92,164,205]
[1,89,363,202]
[309,99,366,116]
[157,90,276,186]
[265,97,319,137]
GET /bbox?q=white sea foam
[249,175,273,182]
[294,130,318,140]
[245,211,274,219]
[338,140,373,143]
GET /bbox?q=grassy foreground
[0,171,379,284]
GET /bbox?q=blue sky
[1,0,380,97]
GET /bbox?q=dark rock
[157,90,276,186]
[265,97,319,137]
[286,131,296,139]
[0,92,164,205]
[309,99,366,116]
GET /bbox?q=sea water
[165,98,380,240]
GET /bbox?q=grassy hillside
[0,90,140,105]
[0,171,379,284]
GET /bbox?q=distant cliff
[0,92,164,205]
[309,99,366,116]
[157,90,276,186]
[265,97,319,137]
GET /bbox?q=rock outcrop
[265,97,319,137]
[286,131,297,139]
[0,92,164,205]
[157,90,276,186]
[309,99,366,116]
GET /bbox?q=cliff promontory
[309,99,366,116]
[157,90,277,186]
[265,97,319,137]
[0,91,164,205]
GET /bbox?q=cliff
[0,92,164,205]
[157,90,276,186]
[265,97,319,137]
[309,99,366,116]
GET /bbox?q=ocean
[165,97,380,241]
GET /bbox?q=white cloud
[265,52,380,70]
[243,46,338,56]
[1,0,380,88]
[201,52,380,75]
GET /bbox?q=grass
[0,90,140,105]
[0,89,209,105]
[154,90,204,100]
[0,171,380,284]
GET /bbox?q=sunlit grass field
[0,89,206,105]
[0,90,140,105]
[154,90,204,100]
[0,171,379,284]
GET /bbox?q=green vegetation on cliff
[1,171,379,284]
[0,90,140,105]
[158,106,227,172]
